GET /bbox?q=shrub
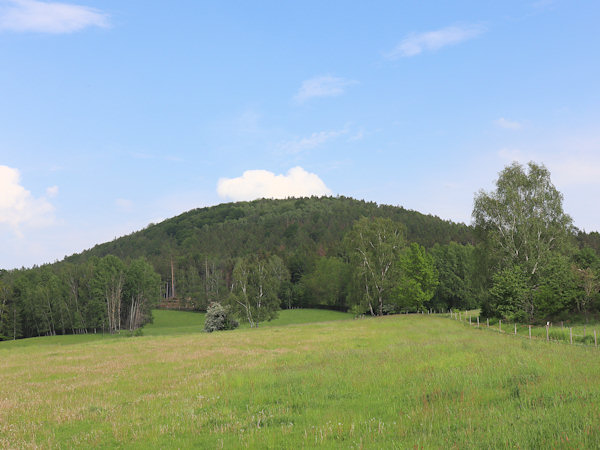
[204,302,239,332]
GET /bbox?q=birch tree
[473,161,575,321]
[473,161,573,276]
[228,255,289,327]
[345,217,406,316]
[92,255,125,333]
[124,258,160,330]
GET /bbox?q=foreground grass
[2,315,600,448]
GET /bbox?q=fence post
[514,323,517,335]
[477,316,480,328]
[546,325,549,342]
[499,320,502,333]
[529,325,531,340]
[570,328,573,345]
[487,318,489,328]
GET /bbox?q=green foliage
[228,255,289,327]
[203,302,239,332]
[430,242,477,311]
[0,255,161,339]
[66,197,473,308]
[534,256,579,319]
[344,217,406,315]
[474,162,584,322]
[123,258,161,330]
[298,257,351,309]
[474,162,574,277]
[392,243,438,312]
[488,265,530,322]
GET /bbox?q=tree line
[2,165,600,339]
[0,256,159,339]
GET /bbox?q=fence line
[446,311,599,349]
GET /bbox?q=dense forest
[1,191,600,340]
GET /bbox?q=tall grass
[1,314,600,448]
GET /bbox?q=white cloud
[217,167,332,202]
[494,117,523,130]
[386,24,485,59]
[45,185,59,197]
[279,128,348,154]
[0,165,55,234]
[294,75,357,103]
[348,129,365,142]
[0,0,109,33]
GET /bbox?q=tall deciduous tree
[123,258,160,330]
[344,217,405,316]
[473,161,575,321]
[394,243,438,312]
[430,242,476,311]
[228,255,289,327]
[473,161,574,276]
[91,255,125,333]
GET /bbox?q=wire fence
[438,310,600,349]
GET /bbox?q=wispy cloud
[217,167,332,202]
[385,24,485,59]
[348,129,365,142]
[0,165,55,235]
[494,117,523,130]
[115,198,133,212]
[279,128,348,154]
[0,0,109,33]
[45,185,59,197]
[294,75,357,104]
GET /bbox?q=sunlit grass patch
[1,314,600,448]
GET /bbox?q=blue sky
[1,0,599,269]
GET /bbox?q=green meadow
[1,310,600,448]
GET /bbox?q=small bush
[124,328,144,337]
[204,302,239,332]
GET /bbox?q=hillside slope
[67,195,473,282]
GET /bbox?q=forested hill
[66,196,473,273]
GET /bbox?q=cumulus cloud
[0,165,55,234]
[294,75,357,103]
[494,117,523,130]
[386,24,485,59]
[279,128,348,154]
[217,167,332,201]
[0,0,109,33]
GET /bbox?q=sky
[1,0,600,269]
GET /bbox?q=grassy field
[2,311,600,448]
[144,308,354,336]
